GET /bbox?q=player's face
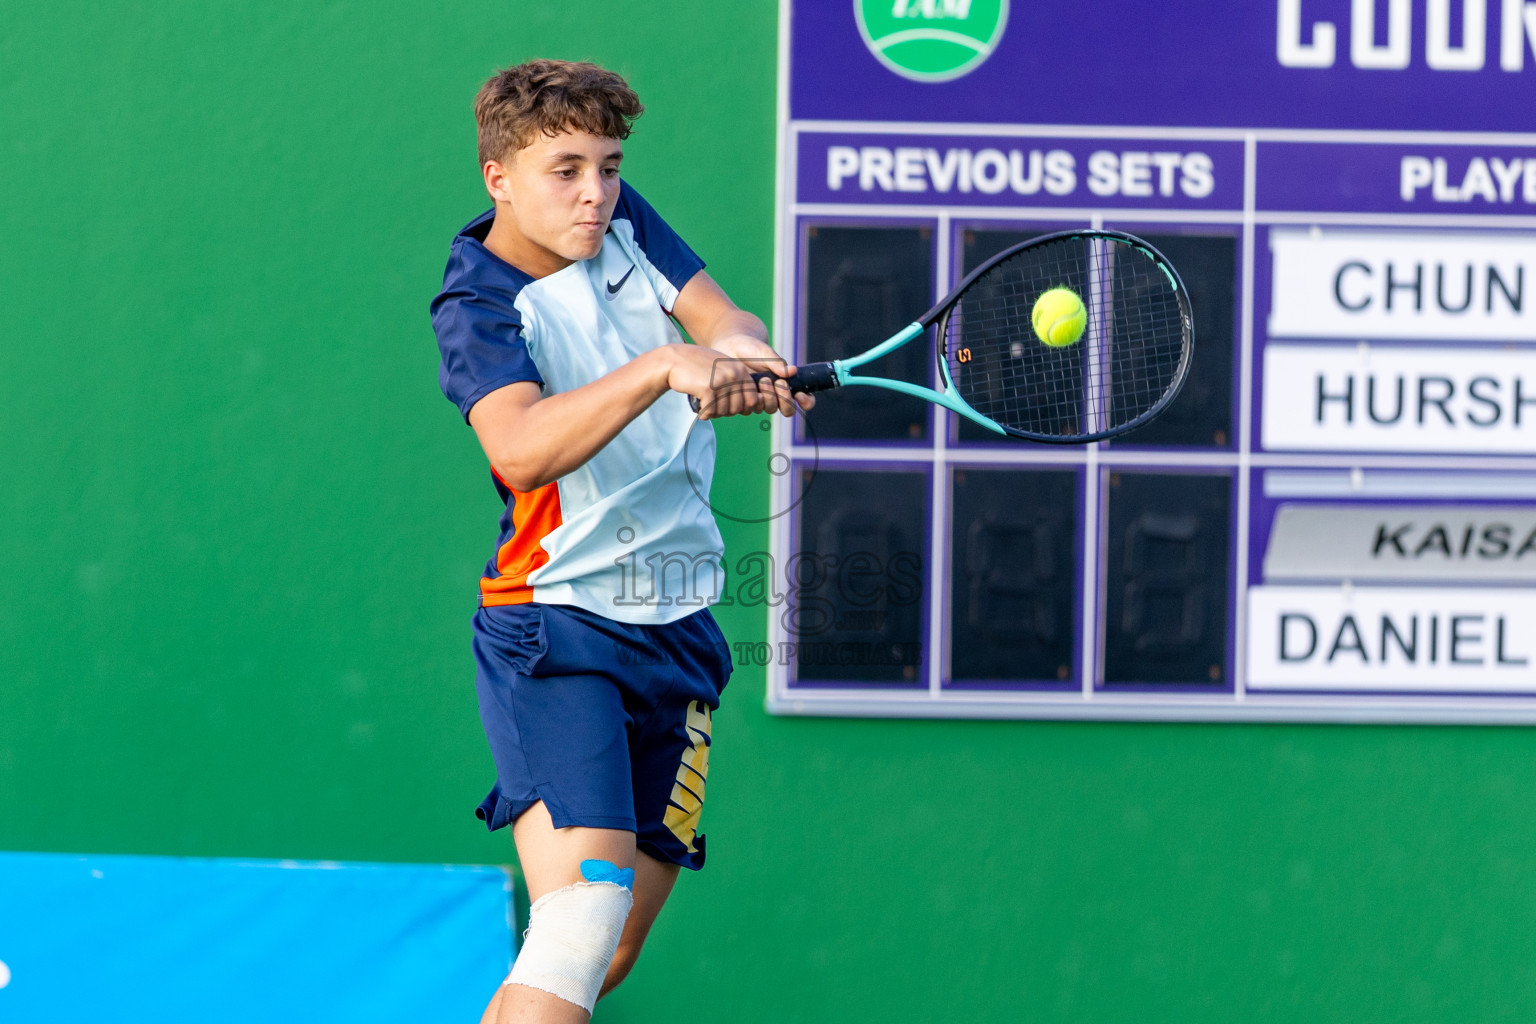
[486,130,623,276]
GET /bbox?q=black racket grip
[687,362,839,412]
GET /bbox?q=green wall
[4,3,1536,1021]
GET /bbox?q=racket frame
[823,229,1194,443]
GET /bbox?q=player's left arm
[670,270,814,414]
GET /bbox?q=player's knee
[504,859,635,1013]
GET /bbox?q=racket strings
[944,236,1188,441]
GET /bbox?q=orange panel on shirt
[481,477,563,606]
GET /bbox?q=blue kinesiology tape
[580,859,635,890]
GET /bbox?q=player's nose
[578,167,606,203]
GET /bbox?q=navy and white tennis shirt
[431,182,723,625]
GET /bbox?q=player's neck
[483,211,575,279]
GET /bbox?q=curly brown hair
[474,59,644,167]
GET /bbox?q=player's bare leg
[599,847,679,997]
[482,850,679,1020]
[481,801,679,1023]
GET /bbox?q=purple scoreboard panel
[765,0,1536,721]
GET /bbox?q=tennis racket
[694,229,1193,443]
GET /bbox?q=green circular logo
[855,0,1009,83]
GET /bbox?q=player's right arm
[468,342,781,492]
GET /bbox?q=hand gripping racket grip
[687,361,840,413]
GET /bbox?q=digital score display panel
[767,1,1536,721]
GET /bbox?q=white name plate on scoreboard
[1264,505,1536,582]
[1269,229,1536,342]
[1262,343,1536,453]
[1248,586,1536,691]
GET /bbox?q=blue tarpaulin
[0,851,514,1023]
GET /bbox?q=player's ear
[483,158,513,204]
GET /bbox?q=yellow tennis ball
[1031,287,1086,347]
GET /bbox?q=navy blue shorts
[471,602,732,871]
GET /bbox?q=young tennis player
[430,59,808,1023]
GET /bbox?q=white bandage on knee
[504,860,634,1013]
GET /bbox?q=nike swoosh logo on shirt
[605,265,636,299]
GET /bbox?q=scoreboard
[761,0,1536,721]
